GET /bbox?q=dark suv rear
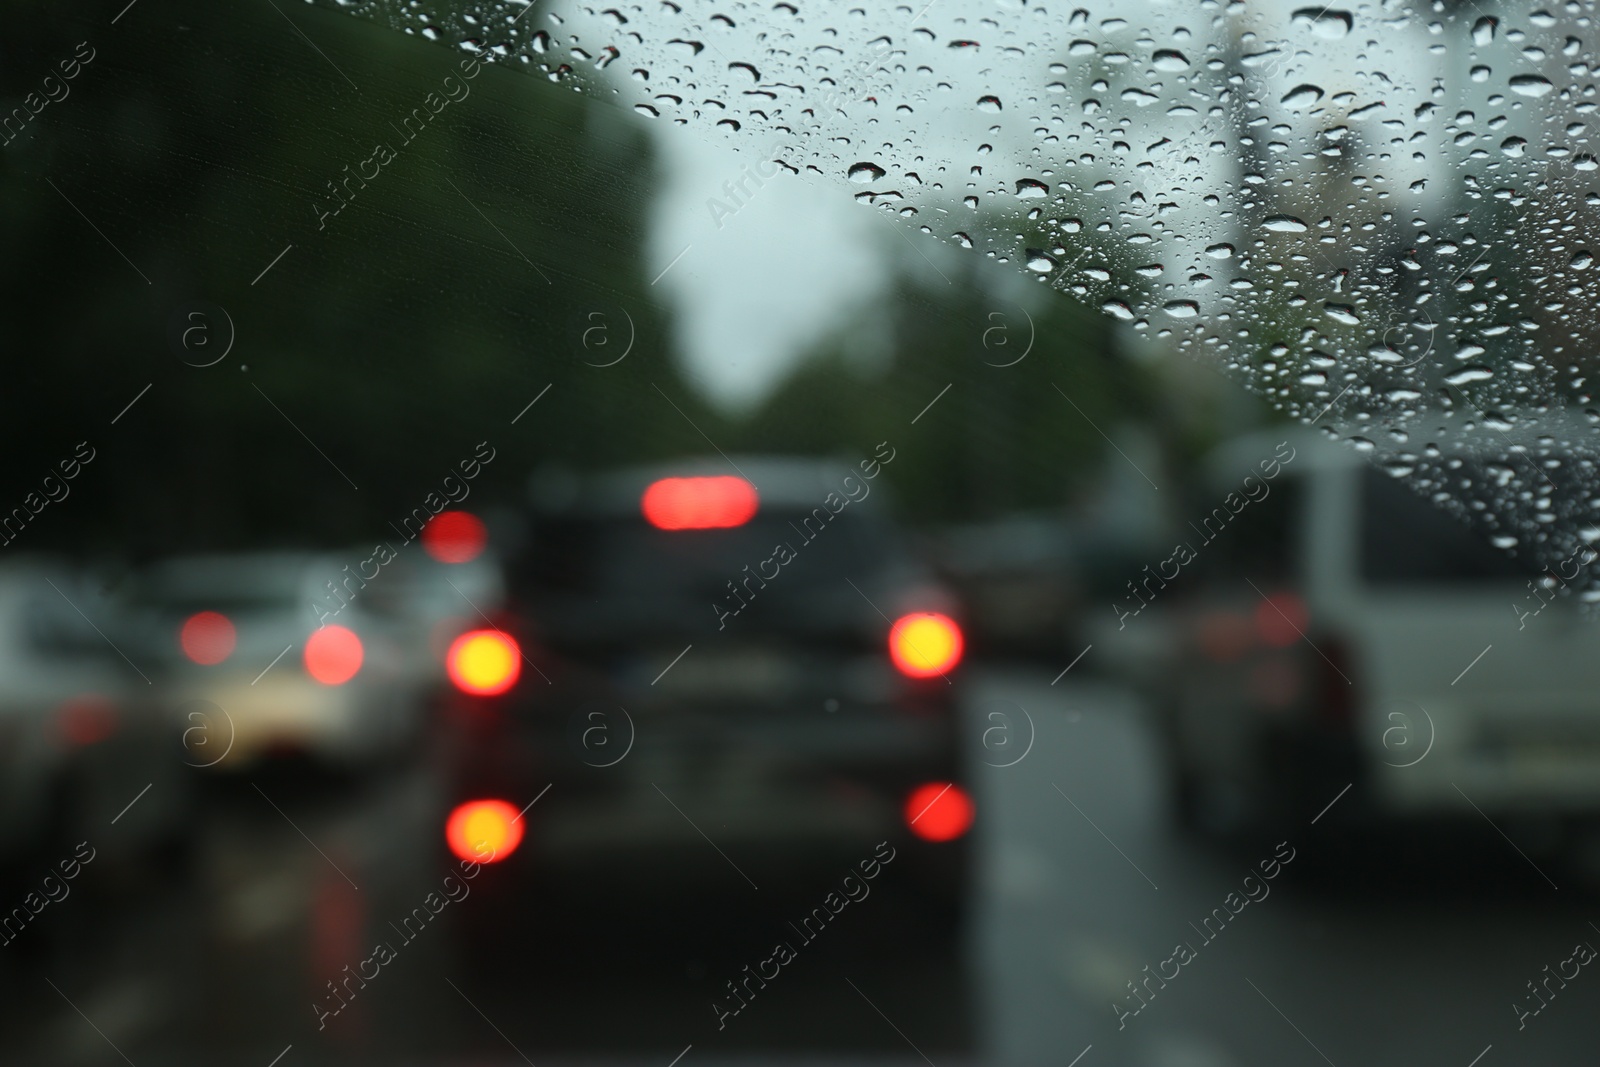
[435,456,974,933]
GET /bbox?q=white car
[1152,425,1600,838]
[133,553,423,770]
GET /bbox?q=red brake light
[446,630,521,695]
[55,696,118,746]
[904,782,974,842]
[641,476,758,530]
[180,611,236,665]
[304,625,363,685]
[1255,591,1308,648]
[446,799,524,863]
[888,612,964,678]
[422,510,488,563]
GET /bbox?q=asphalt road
[4,667,1597,1065]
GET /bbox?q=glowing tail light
[446,799,524,863]
[904,782,974,842]
[888,613,964,678]
[304,625,363,685]
[1254,591,1309,648]
[55,696,118,747]
[422,510,489,563]
[446,630,522,695]
[641,476,758,530]
[180,611,236,665]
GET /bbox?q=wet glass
[7,0,1600,1064]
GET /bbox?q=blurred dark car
[434,456,976,940]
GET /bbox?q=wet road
[5,668,1598,1065]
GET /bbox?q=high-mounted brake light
[888,613,964,678]
[422,510,489,563]
[641,476,758,530]
[446,799,524,863]
[447,629,521,695]
[304,625,363,685]
[904,782,974,842]
[180,611,236,665]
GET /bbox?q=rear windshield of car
[132,588,303,616]
[1360,469,1536,586]
[518,510,895,604]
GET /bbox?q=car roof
[139,551,335,599]
[534,455,887,517]
[1206,410,1600,492]
[1203,426,1350,489]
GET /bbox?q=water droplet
[1205,242,1234,259]
[1445,365,1495,385]
[977,95,1002,113]
[1162,300,1199,318]
[1015,179,1050,198]
[1509,74,1553,97]
[1281,84,1325,109]
[1292,8,1353,38]
[952,232,973,250]
[1263,215,1309,233]
[1571,251,1593,270]
[1152,49,1189,71]
[848,162,886,183]
[1324,303,1360,325]
[1491,534,1519,549]
[1472,16,1497,46]
[1026,250,1058,273]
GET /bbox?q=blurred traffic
[3,433,1599,1066]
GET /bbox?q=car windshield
[14,1,1600,1064]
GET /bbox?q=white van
[1152,425,1600,838]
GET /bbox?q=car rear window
[1360,469,1536,586]
[519,510,894,604]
